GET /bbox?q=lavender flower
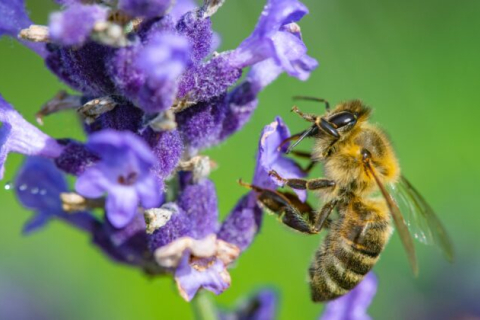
[0,95,64,180]
[118,0,173,19]
[150,179,240,301]
[218,116,305,250]
[218,288,278,320]
[14,156,96,234]
[0,0,46,56]
[75,130,162,228]
[135,32,191,113]
[254,116,307,200]
[4,0,318,306]
[14,156,161,273]
[320,273,377,320]
[49,4,108,46]
[231,0,317,78]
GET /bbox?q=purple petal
[244,289,278,320]
[271,156,306,202]
[49,4,108,46]
[219,289,278,320]
[320,273,377,320]
[247,59,284,93]
[14,156,66,212]
[118,0,172,19]
[143,128,183,180]
[22,211,50,234]
[177,179,218,239]
[0,0,47,57]
[92,213,161,273]
[176,11,213,64]
[0,0,31,36]
[136,174,163,209]
[175,253,230,301]
[135,32,191,113]
[14,156,97,234]
[229,0,317,83]
[231,0,308,67]
[87,129,155,165]
[176,94,227,153]
[219,81,258,141]
[55,0,82,5]
[147,203,192,251]
[253,116,306,201]
[107,44,146,101]
[170,0,197,23]
[86,101,144,134]
[177,53,242,103]
[75,130,161,228]
[105,186,140,228]
[0,95,64,180]
[136,14,176,43]
[75,166,109,198]
[269,25,318,80]
[217,193,262,252]
[54,140,99,176]
[46,43,116,96]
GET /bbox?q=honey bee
[240,97,454,302]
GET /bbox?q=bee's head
[321,100,371,137]
[285,98,371,154]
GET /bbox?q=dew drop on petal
[19,184,28,191]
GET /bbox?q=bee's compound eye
[328,111,357,128]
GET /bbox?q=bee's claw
[268,170,286,183]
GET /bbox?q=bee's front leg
[268,170,336,191]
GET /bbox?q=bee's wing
[388,176,454,262]
[364,162,419,275]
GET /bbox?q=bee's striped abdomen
[309,198,392,302]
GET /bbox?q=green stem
[192,290,218,320]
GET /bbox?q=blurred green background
[1,0,480,319]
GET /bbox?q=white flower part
[155,234,217,268]
[18,25,50,42]
[144,203,179,234]
[154,234,240,268]
[78,96,117,125]
[177,155,217,182]
[216,239,241,266]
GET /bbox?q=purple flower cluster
[1,0,318,302]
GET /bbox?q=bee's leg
[289,150,317,174]
[269,170,335,191]
[293,96,331,112]
[291,105,318,123]
[311,200,338,232]
[238,180,318,234]
[289,150,312,159]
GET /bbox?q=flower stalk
[191,290,218,320]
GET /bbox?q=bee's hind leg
[238,180,318,234]
[238,180,336,234]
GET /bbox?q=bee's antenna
[285,125,317,154]
[293,96,330,112]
